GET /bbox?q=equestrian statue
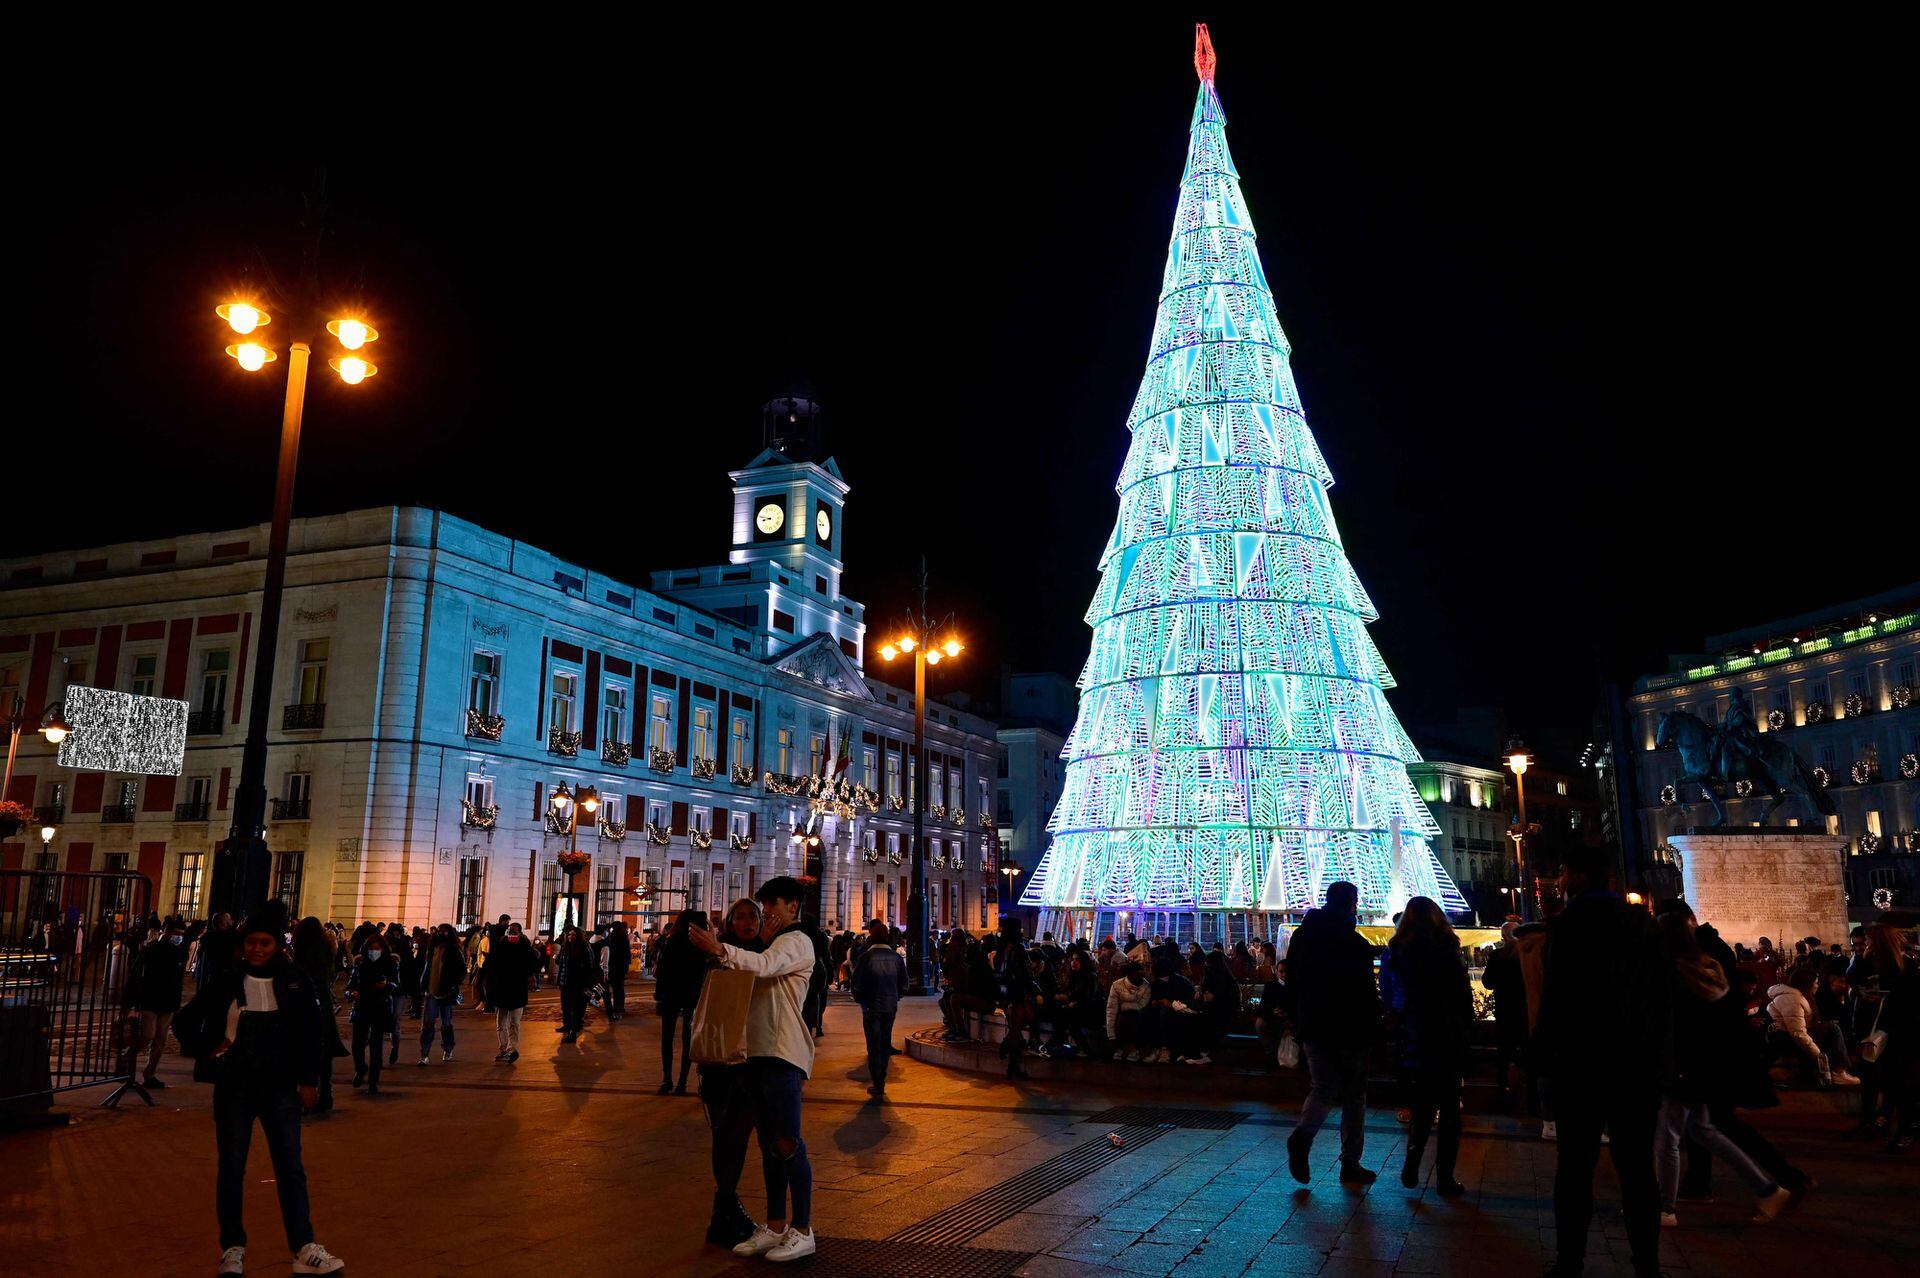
[1654,700,1836,827]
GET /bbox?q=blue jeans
[420,995,457,1054]
[1295,1042,1368,1164]
[862,1004,897,1088]
[214,1083,314,1251]
[1657,1096,1774,1209]
[746,1057,812,1230]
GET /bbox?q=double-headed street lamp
[548,781,599,931]
[877,557,964,996]
[999,859,1023,919]
[1504,737,1539,922]
[208,278,382,919]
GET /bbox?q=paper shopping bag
[689,967,756,1065]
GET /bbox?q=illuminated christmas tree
[1022,26,1464,923]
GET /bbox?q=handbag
[1856,996,1889,1064]
[689,967,756,1066]
[1275,1032,1301,1069]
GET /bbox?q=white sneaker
[1832,1070,1860,1085]
[218,1246,244,1275]
[292,1242,345,1274]
[767,1228,817,1262]
[1540,1121,1557,1142]
[442,1048,454,1062]
[733,1226,785,1257]
[1659,1211,1678,1228]
[1752,1186,1791,1224]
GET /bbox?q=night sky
[20,15,1907,763]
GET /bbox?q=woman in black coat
[556,924,596,1044]
[1385,897,1472,1195]
[172,902,345,1275]
[346,938,399,1095]
[653,909,710,1094]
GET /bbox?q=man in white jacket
[687,876,820,1263]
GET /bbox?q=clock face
[755,502,786,535]
[816,508,832,542]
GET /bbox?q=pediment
[769,633,871,699]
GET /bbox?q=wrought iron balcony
[548,726,581,757]
[34,804,64,824]
[185,709,223,736]
[691,756,716,781]
[175,800,211,822]
[465,709,505,741]
[602,739,631,767]
[730,762,755,786]
[599,820,628,842]
[101,804,136,824]
[690,828,714,850]
[978,811,996,829]
[461,801,498,831]
[645,821,672,846]
[728,832,753,852]
[648,747,677,774]
[282,702,325,731]
[887,794,907,813]
[271,797,311,821]
[765,772,808,796]
[544,808,573,836]
[930,804,948,822]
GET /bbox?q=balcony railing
[271,797,311,821]
[690,828,713,850]
[175,800,211,822]
[460,801,498,831]
[730,762,755,786]
[598,820,628,842]
[34,804,64,824]
[602,740,631,767]
[544,808,573,836]
[691,756,716,781]
[101,804,136,824]
[548,726,581,757]
[465,708,505,741]
[765,772,808,796]
[645,822,672,846]
[282,702,325,731]
[729,832,753,852]
[185,709,223,736]
[648,747,677,774]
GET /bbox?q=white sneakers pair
[218,1243,345,1274]
[733,1225,817,1262]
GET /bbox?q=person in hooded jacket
[127,917,190,1090]
[1283,880,1383,1186]
[654,909,710,1094]
[484,921,536,1062]
[993,917,1036,1080]
[1384,897,1472,1195]
[172,903,345,1276]
[556,924,596,1043]
[346,934,399,1095]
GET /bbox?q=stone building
[0,424,1002,935]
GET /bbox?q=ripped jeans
[746,1056,812,1230]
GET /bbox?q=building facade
[1406,756,1510,922]
[1,439,1002,935]
[1619,587,1920,919]
[994,672,1077,917]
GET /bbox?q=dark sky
[20,14,1907,763]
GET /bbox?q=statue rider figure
[1716,694,1764,783]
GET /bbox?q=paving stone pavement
[2,991,1913,1276]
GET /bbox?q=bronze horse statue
[1655,708,1835,826]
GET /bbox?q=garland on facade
[602,740,631,767]
[1766,708,1787,731]
[645,821,672,845]
[1901,752,1919,780]
[764,772,808,796]
[1804,699,1828,724]
[1733,778,1754,798]
[649,747,677,774]
[929,804,947,823]
[1872,886,1895,910]
[465,709,505,742]
[1859,832,1883,855]
[544,809,572,836]
[887,794,907,813]
[862,844,881,864]
[1660,784,1678,805]
[729,832,754,852]
[730,762,755,786]
[459,799,498,831]
[1843,692,1867,719]
[599,820,628,842]
[1893,683,1915,710]
[691,756,716,780]
[1850,759,1877,785]
[1812,766,1832,788]
[548,727,581,757]
[691,828,714,850]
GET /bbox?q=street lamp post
[2,694,73,802]
[877,556,964,997]
[548,781,599,932]
[999,860,1023,920]
[208,281,380,920]
[1505,737,1537,922]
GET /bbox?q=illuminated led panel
[1024,37,1464,918]
[57,684,189,776]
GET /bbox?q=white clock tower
[652,398,867,662]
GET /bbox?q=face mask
[168,935,184,945]
[367,947,384,960]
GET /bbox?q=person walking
[654,909,710,1094]
[1284,880,1382,1186]
[172,903,345,1276]
[603,918,633,1021]
[993,916,1036,1080]
[485,921,536,1063]
[701,898,768,1247]
[127,917,190,1090]
[686,877,822,1263]
[1535,844,1672,1278]
[556,924,595,1044]
[346,934,398,1096]
[1847,921,1917,1150]
[849,916,908,1100]
[418,924,466,1066]
[1384,897,1471,1195]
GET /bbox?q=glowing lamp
[217,303,269,335]
[1504,737,1531,776]
[579,785,599,814]
[943,639,962,657]
[550,781,573,810]
[227,342,276,371]
[1626,892,1644,907]
[40,824,57,846]
[326,318,377,350]
[926,650,943,666]
[879,644,898,662]
[898,636,916,653]
[39,705,73,745]
[329,355,376,384]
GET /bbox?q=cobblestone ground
[3,990,1913,1277]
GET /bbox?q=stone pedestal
[1672,832,1848,948]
